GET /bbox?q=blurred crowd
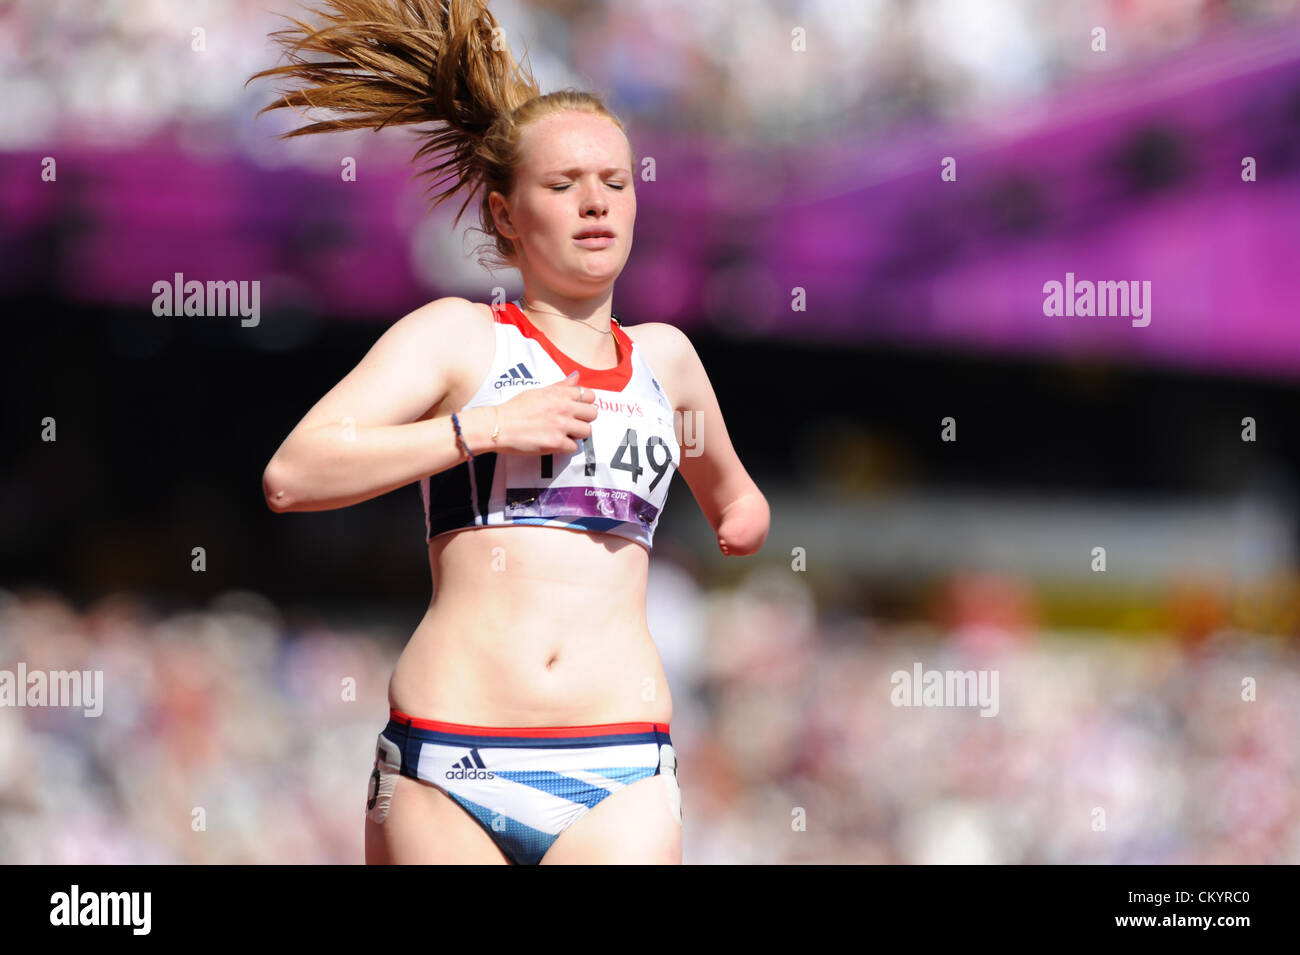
[3,564,1298,864]
[7,0,1300,869]
[4,0,1299,153]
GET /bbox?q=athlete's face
[494,111,636,293]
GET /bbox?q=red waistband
[389,707,669,737]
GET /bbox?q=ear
[488,190,518,240]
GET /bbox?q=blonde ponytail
[249,0,632,270]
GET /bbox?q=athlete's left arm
[658,324,770,557]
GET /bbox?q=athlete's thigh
[539,774,682,865]
[365,772,510,865]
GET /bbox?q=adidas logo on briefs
[495,362,542,389]
[445,748,496,780]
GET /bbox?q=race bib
[504,389,679,528]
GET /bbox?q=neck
[516,297,622,367]
[518,295,615,334]
[516,284,613,323]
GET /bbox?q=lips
[574,230,615,250]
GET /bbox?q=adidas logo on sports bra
[496,362,540,389]
[419,299,681,551]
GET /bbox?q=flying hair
[247,0,633,270]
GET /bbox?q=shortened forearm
[716,490,770,556]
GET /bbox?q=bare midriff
[387,522,672,728]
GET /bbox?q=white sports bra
[420,300,680,551]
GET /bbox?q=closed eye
[550,183,627,191]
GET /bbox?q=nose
[579,183,608,218]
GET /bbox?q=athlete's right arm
[261,297,494,513]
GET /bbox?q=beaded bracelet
[450,412,473,461]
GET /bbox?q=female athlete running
[252,0,769,864]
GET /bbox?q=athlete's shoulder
[388,297,498,400]
[620,321,696,409]
[624,321,701,373]
[621,320,694,363]
[405,295,495,332]
[390,296,497,358]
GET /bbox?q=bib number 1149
[540,427,673,492]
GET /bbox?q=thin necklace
[519,297,618,335]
